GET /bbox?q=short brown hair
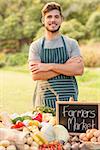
[41,2,62,17]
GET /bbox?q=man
[28,2,84,108]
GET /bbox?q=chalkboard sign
[56,101,100,133]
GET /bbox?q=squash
[53,125,70,143]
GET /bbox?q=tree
[86,11,100,39]
[60,19,86,40]
[0,14,22,40]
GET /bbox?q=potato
[30,146,38,150]
[86,132,93,140]
[63,143,71,150]
[23,137,27,144]
[71,143,79,150]
[79,143,89,150]
[23,127,29,132]
[86,129,91,134]
[90,128,97,134]
[0,146,5,150]
[97,136,100,142]
[0,123,4,128]
[93,130,100,137]
[31,141,39,147]
[82,136,88,141]
[26,137,33,145]
[24,144,30,150]
[7,145,16,150]
[79,143,85,148]
[79,133,87,140]
[90,137,97,142]
[0,140,10,147]
[71,136,79,142]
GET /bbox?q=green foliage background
[0,0,100,67]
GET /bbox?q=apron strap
[41,37,45,50]
[61,35,69,59]
[41,35,69,59]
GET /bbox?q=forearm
[31,71,59,80]
[50,56,84,76]
[29,57,84,78]
[50,62,84,76]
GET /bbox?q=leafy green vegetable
[32,106,56,116]
[11,117,23,124]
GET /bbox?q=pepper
[33,113,42,122]
[11,122,24,129]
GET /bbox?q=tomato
[57,144,63,150]
[50,145,56,150]
[39,141,63,150]
[42,144,48,148]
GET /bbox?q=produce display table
[0,106,100,150]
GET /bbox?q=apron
[33,35,78,108]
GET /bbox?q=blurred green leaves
[0,0,99,52]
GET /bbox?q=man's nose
[51,17,56,21]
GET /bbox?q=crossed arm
[29,56,84,81]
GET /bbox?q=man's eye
[47,16,52,18]
[55,15,59,18]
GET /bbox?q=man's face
[43,9,63,33]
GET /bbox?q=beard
[45,25,61,33]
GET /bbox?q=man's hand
[28,61,59,80]
[50,56,84,76]
[29,63,52,74]
[66,56,83,64]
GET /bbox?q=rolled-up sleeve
[70,39,81,57]
[28,42,41,62]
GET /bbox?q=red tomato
[57,144,63,150]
